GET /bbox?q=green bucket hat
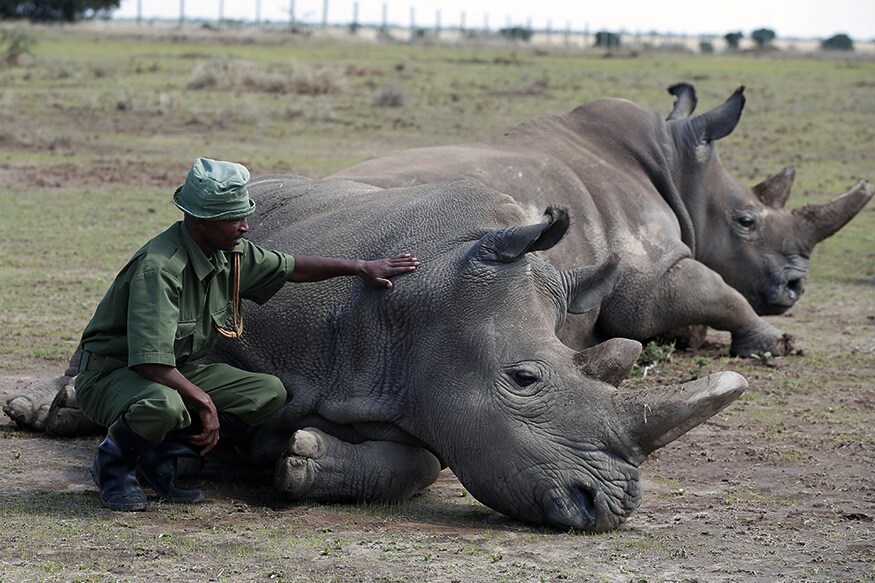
[172,157,256,220]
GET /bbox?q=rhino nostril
[786,278,804,301]
[569,485,597,523]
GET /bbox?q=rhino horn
[561,253,620,314]
[574,338,642,387]
[666,82,698,120]
[753,165,796,209]
[473,206,569,262]
[679,86,745,146]
[616,371,747,463]
[792,180,874,245]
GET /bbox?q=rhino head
[408,204,746,531]
[666,83,873,316]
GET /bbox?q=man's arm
[131,363,220,455]
[289,253,419,288]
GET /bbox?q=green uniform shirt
[80,221,294,368]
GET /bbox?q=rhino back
[333,102,690,276]
[212,176,527,414]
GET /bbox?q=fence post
[410,7,416,42]
[352,1,359,35]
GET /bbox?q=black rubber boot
[136,430,204,504]
[91,416,153,511]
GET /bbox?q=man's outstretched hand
[359,253,420,288]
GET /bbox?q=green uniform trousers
[75,357,287,443]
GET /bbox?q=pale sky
[114,0,873,40]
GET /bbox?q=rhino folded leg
[45,380,104,436]
[605,258,792,358]
[275,428,442,502]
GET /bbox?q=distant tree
[821,33,854,51]
[699,40,714,54]
[594,31,621,48]
[751,28,776,48]
[0,0,119,22]
[724,31,743,50]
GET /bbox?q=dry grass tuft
[187,57,344,95]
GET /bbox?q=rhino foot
[730,322,794,358]
[3,376,69,431]
[274,429,324,500]
[274,428,442,503]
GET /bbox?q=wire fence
[110,14,875,56]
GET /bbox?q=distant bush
[187,57,343,95]
[724,31,743,50]
[699,41,714,54]
[499,27,532,42]
[822,33,854,51]
[373,86,406,107]
[594,31,621,48]
[0,27,36,65]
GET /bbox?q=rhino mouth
[759,272,806,315]
[539,470,642,532]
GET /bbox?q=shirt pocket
[211,301,235,331]
[174,320,197,361]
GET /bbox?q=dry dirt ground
[0,28,872,581]
[2,286,873,582]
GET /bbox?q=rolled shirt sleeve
[238,240,296,305]
[126,267,183,368]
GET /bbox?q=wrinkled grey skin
[192,175,746,532]
[3,175,747,530]
[333,84,873,357]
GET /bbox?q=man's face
[202,218,250,253]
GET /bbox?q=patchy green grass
[0,22,873,583]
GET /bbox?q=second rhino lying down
[6,175,748,532]
[333,83,874,357]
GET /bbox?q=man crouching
[75,157,418,510]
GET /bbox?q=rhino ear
[474,206,570,263]
[561,253,620,314]
[753,165,796,209]
[680,86,745,146]
[666,82,697,120]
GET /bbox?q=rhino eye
[736,215,756,229]
[511,369,540,387]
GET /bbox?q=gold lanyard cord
[216,253,243,339]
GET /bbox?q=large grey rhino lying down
[5,176,747,532]
[333,83,873,357]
